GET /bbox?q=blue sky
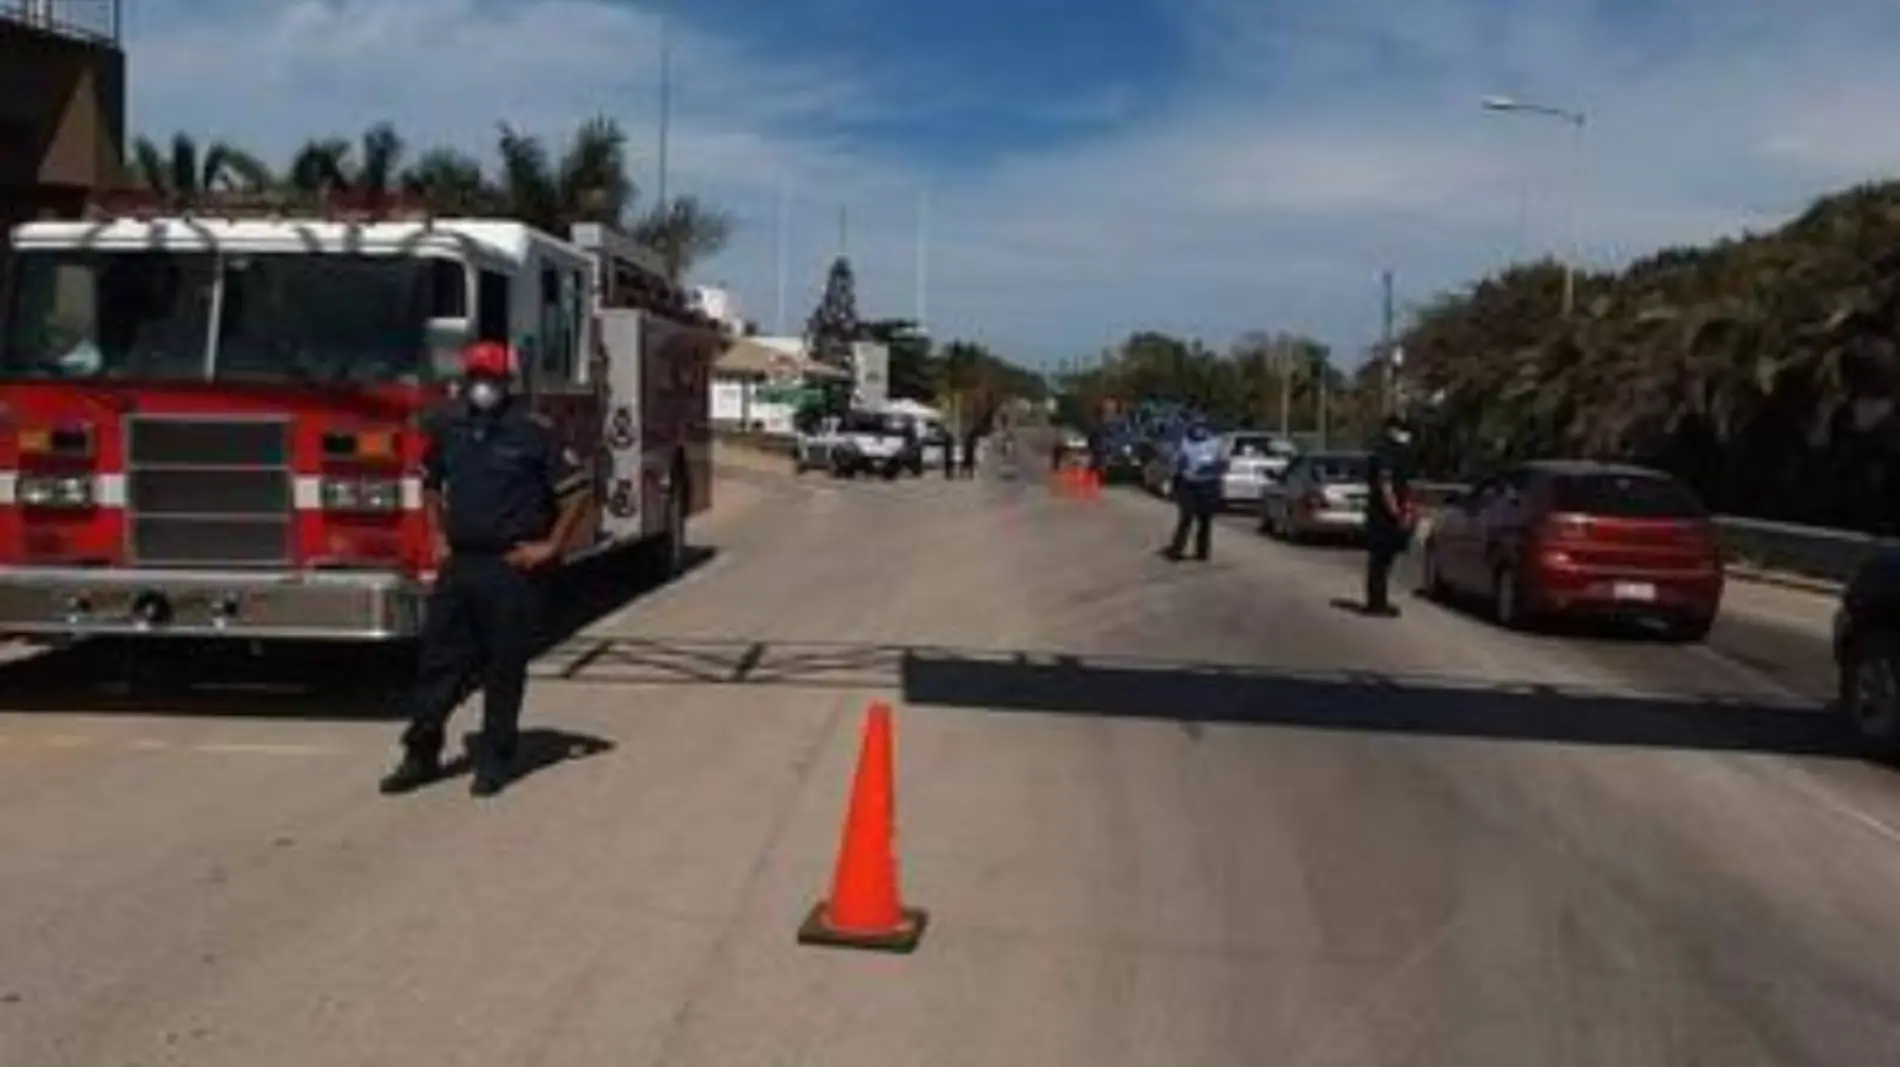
[124,0,1900,366]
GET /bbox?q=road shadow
[424,727,615,791]
[898,649,1856,759]
[527,636,1856,760]
[0,545,717,719]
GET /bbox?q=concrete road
[4,458,1900,1066]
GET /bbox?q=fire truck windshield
[0,249,460,385]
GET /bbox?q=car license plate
[1612,581,1657,601]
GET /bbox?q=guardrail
[1411,482,1886,589]
[1,0,119,44]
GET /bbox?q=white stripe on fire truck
[288,477,427,511]
[0,473,124,506]
[0,474,426,512]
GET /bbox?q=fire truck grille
[125,418,293,567]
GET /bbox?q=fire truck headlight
[321,477,400,513]
[359,479,401,512]
[18,475,94,508]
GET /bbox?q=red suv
[1420,461,1724,640]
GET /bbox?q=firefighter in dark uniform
[1362,414,1418,616]
[380,341,590,798]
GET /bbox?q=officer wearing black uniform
[1363,414,1417,616]
[380,341,589,798]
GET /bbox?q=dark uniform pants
[1169,479,1217,559]
[399,553,545,761]
[1364,522,1407,611]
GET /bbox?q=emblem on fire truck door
[607,478,638,517]
[607,405,636,450]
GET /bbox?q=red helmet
[463,341,516,377]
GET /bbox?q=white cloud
[122,0,1900,364]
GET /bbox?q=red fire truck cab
[0,193,716,642]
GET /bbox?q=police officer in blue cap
[1162,419,1225,561]
[380,341,589,798]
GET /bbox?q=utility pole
[1380,270,1396,415]
[914,186,929,334]
[656,4,672,221]
[1276,336,1292,437]
[1316,353,1330,449]
[774,182,789,335]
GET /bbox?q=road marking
[131,738,175,751]
[1774,767,1900,847]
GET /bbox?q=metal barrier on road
[2,1,121,43]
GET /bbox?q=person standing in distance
[380,341,590,798]
[1162,421,1225,562]
[1362,414,1418,616]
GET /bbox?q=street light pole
[656,5,673,221]
[1481,95,1586,317]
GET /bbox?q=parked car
[1220,432,1299,510]
[1419,461,1723,640]
[1833,551,1900,758]
[1096,431,1151,484]
[829,410,922,479]
[1141,436,1181,497]
[1258,451,1371,541]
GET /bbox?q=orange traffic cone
[798,702,928,953]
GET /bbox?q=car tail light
[1540,513,1591,541]
[320,477,402,513]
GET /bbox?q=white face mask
[1389,429,1413,445]
[467,379,505,411]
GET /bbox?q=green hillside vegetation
[1399,181,1900,533]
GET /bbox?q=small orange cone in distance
[798,702,928,953]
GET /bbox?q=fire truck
[0,192,716,642]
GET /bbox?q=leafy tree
[1396,179,1900,531]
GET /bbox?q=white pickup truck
[827,409,922,478]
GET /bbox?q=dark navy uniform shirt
[1366,438,1415,532]
[421,400,588,554]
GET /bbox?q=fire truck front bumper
[0,567,428,642]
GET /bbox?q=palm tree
[492,117,731,279]
[282,122,407,203]
[399,148,498,216]
[130,132,273,204]
[633,195,734,282]
[493,116,630,235]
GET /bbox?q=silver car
[1218,432,1297,509]
[1258,450,1372,541]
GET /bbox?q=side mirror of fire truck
[425,318,471,381]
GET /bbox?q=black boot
[470,743,515,798]
[379,748,443,795]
